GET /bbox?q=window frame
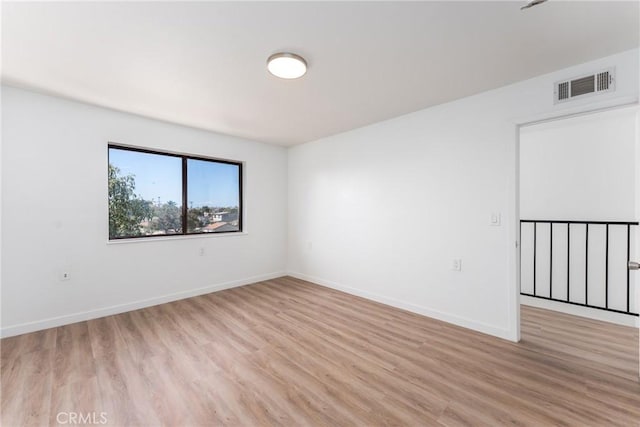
[107,143,243,240]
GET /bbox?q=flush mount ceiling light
[267,52,307,79]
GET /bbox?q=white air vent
[554,68,615,104]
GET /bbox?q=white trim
[287,271,517,342]
[511,95,638,129]
[0,271,285,338]
[107,231,249,245]
[519,100,640,130]
[510,124,521,342]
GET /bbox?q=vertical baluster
[533,222,537,296]
[549,223,553,299]
[605,224,609,309]
[567,223,570,303]
[627,224,631,314]
[585,224,589,306]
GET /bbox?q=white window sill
[106,232,248,245]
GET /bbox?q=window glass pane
[108,148,183,238]
[187,159,240,234]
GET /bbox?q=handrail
[521,219,638,225]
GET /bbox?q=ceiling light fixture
[267,52,307,79]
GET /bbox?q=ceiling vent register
[554,68,615,104]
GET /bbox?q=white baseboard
[520,295,639,327]
[287,271,517,342]
[0,271,285,338]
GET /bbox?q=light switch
[490,212,501,226]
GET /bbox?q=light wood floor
[2,276,639,426]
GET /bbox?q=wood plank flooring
[2,276,639,426]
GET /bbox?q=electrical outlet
[451,259,462,271]
[60,271,71,281]
[199,247,205,256]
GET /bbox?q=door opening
[517,105,640,379]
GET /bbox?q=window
[108,145,242,240]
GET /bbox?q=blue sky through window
[109,148,240,207]
[188,159,239,208]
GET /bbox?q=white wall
[1,86,288,337]
[519,109,639,327]
[521,109,637,221]
[287,49,639,341]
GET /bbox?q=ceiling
[2,1,639,146]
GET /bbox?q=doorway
[517,105,640,378]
